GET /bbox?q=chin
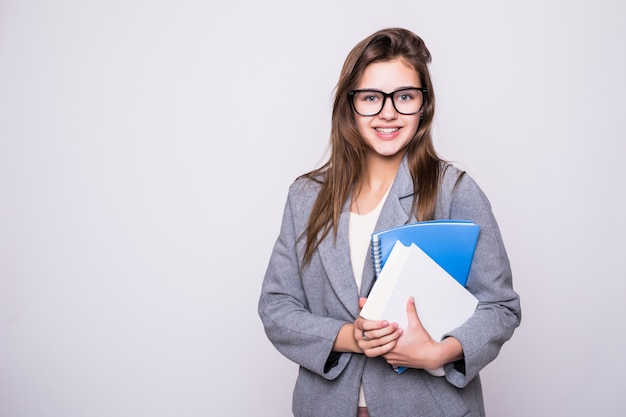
[371,150,405,160]
[373,144,410,158]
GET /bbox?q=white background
[1,1,625,416]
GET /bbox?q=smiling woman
[258,27,521,417]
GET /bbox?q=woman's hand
[354,297,403,357]
[383,296,463,371]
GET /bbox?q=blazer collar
[317,156,416,315]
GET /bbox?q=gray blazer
[258,158,521,417]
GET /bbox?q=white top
[348,187,390,407]
[348,188,390,292]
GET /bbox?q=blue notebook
[371,220,480,287]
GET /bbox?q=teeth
[376,128,399,134]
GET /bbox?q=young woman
[258,27,521,417]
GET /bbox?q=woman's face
[353,58,422,159]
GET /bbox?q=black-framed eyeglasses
[349,87,427,117]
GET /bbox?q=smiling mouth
[375,127,399,134]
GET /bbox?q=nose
[378,95,398,120]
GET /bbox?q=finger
[365,320,398,340]
[406,296,419,322]
[406,296,425,331]
[363,338,399,358]
[358,297,367,310]
[362,325,401,347]
[406,296,416,314]
[357,316,390,333]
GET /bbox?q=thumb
[358,297,367,310]
[406,296,423,328]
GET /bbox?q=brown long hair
[300,28,443,266]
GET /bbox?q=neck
[358,151,404,192]
[351,151,404,215]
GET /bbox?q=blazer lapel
[317,200,360,315]
[360,157,416,297]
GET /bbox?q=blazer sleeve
[257,180,352,380]
[439,170,522,387]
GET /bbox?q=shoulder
[288,174,323,201]
[283,173,324,221]
[437,163,492,217]
[440,163,485,197]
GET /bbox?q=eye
[353,91,383,103]
[396,92,415,102]
[362,94,380,102]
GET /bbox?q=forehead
[357,58,421,90]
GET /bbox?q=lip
[374,126,401,139]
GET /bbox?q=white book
[360,241,479,376]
